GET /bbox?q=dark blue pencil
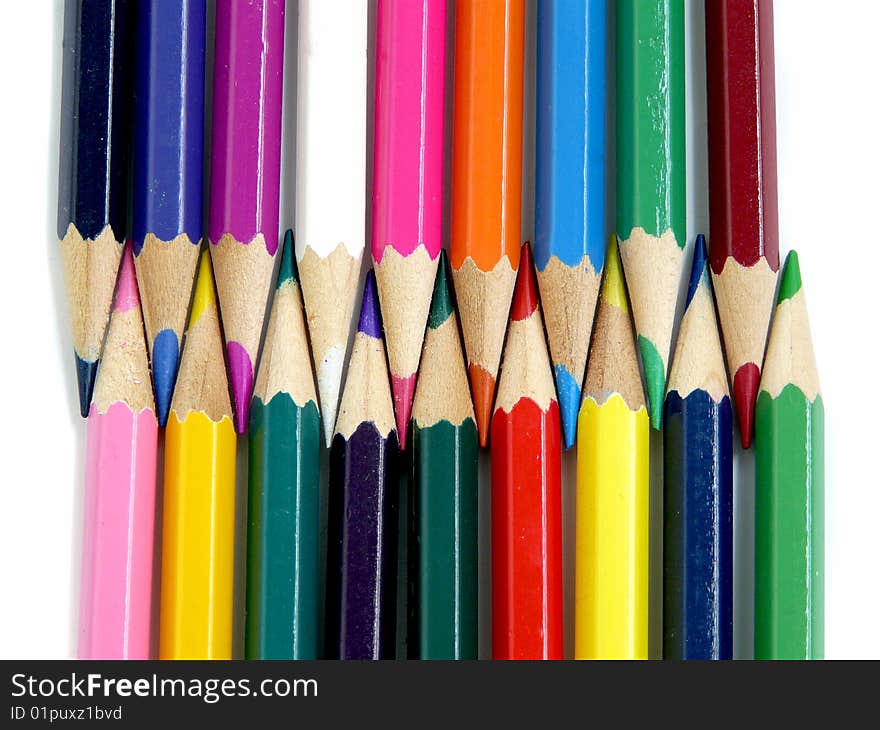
[58,0,135,416]
[663,235,733,660]
[131,0,206,426]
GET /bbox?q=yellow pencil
[159,250,237,659]
[575,237,649,660]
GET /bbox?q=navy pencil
[326,272,399,659]
[132,0,206,425]
[663,235,734,660]
[58,0,135,416]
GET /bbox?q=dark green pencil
[411,252,479,659]
[246,231,322,659]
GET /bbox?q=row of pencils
[62,0,823,660]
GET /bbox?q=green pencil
[755,251,824,659]
[246,231,322,659]
[616,0,686,428]
[411,251,479,659]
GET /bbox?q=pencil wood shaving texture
[59,223,124,381]
[758,289,820,401]
[295,0,367,446]
[333,337,396,442]
[536,256,601,391]
[297,244,362,444]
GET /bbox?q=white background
[0,0,877,659]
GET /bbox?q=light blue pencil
[534,0,607,448]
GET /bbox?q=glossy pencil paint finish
[706,0,780,447]
[755,252,824,659]
[58,0,134,416]
[247,233,322,660]
[576,239,649,659]
[534,0,606,449]
[490,244,563,660]
[295,0,368,446]
[411,252,479,659]
[372,0,447,447]
[616,0,686,429]
[159,252,237,660]
[326,273,399,660]
[131,0,205,426]
[79,248,158,659]
[663,237,733,660]
[209,0,285,433]
[451,0,526,446]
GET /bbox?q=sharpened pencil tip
[152,329,180,427]
[777,250,802,303]
[554,365,580,449]
[76,354,98,418]
[358,271,383,339]
[733,362,760,448]
[639,335,666,430]
[278,230,296,287]
[686,235,710,309]
[470,364,495,447]
[227,341,254,434]
[510,242,539,321]
[392,374,416,448]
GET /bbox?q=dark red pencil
[705,0,780,447]
[490,243,563,660]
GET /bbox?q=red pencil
[705,0,779,447]
[490,243,563,660]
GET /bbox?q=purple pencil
[326,271,399,659]
[208,0,285,433]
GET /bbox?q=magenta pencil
[371,0,447,446]
[209,0,285,433]
[79,246,158,659]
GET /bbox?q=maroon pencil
[705,0,780,448]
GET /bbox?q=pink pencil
[79,246,158,659]
[209,0,285,433]
[372,0,448,446]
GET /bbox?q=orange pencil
[450,0,525,446]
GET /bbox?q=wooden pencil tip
[427,250,454,329]
[510,242,539,322]
[685,234,710,309]
[469,364,495,447]
[777,250,802,303]
[358,271,383,339]
[277,229,296,288]
[75,354,99,418]
[601,236,629,312]
[733,362,760,448]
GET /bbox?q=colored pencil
[295,0,367,446]
[58,0,134,417]
[209,0,285,434]
[451,0,526,446]
[755,251,824,659]
[663,235,733,660]
[706,0,779,448]
[246,231,322,660]
[534,0,606,449]
[616,0,686,429]
[411,251,479,660]
[576,237,649,659]
[79,246,157,659]
[372,0,447,448]
[491,243,562,660]
[131,0,205,427]
[326,272,399,659]
[159,251,237,660]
